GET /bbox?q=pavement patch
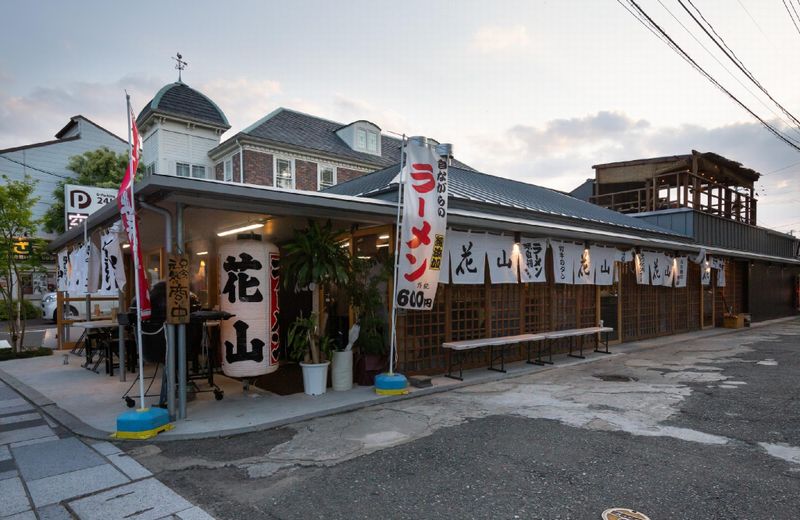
[68,477,193,520]
[26,463,129,507]
[0,424,53,446]
[759,442,800,465]
[0,477,31,517]
[12,437,105,481]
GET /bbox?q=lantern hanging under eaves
[218,234,280,378]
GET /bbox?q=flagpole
[126,94,146,410]
[388,135,407,376]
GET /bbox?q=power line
[0,154,72,180]
[736,0,775,45]
[681,0,800,130]
[618,0,800,153]
[784,0,800,37]
[656,0,800,141]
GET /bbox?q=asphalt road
[127,319,800,520]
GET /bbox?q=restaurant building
[45,81,800,419]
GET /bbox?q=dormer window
[336,120,382,156]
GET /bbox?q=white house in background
[0,115,127,236]
[0,116,127,299]
[135,81,231,179]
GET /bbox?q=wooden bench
[442,327,614,381]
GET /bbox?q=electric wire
[784,0,800,37]
[736,0,774,45]
[680,0,800,130]
[655,0,800,141]
[0,154,72,180]
[618,0,800,152]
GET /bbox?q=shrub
[0,300,42,321]
[0,347,53,362]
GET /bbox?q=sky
[1,0,799,233]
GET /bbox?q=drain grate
[594,374,638,382]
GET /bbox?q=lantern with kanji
[218,235,280,377]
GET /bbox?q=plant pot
[331,350,354,391]
[300,361,330,396]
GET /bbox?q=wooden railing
[590,171,756,225]
[55,292,121,350]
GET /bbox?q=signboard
[395,138,449,310]
[65,184,118,230]
[166,255,191,324]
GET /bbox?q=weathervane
[173,52,188,82]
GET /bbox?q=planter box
[723,314,745,329]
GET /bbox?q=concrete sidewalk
[0,379,214,519]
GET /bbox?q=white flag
[57,250,69,292]
[617,248,636,263]
[395,138,449,309]
[551,240,582,284]
[592,246,617,286]
[519,237,548,283]
[86,241,101,293]
[448,231,486,285]
[717,260,726,287]
[662,255,675,287]
[635,252,649,285]
[649,252,664,285]
[575,246,593,285]
[701,258,711,285]
[486,235,518,284]
[99,229,126,293]
[675,257,688,288]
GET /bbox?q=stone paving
[0,379,215,519]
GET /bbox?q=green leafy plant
[0,300,42,321]
[0,175,44,351]
[282,219,350,348]
[347,255,390,356]
[287,313,333,364]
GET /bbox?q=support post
[176,203,187,419]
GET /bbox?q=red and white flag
[117,102,151,318]
[394,138,450,310]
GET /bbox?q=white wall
[155,120,219,178]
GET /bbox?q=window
[145,162,155,176]
[176,163,190,177]
[275,158,293,189]
[367,131,378,152]
[318,165,336,190]
[356,128,367,150]
[224,160,233,182]
[191,165,206,179]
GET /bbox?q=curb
[0,316,796,442]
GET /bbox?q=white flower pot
[331,350,353,391]
[300,361,330,396]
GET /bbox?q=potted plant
[348,255,390,386]
[287,313,334,395]
[282,220,350,395]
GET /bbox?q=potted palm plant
[287,313,334,395]
[282,220,350,395]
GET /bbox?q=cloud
[328,94,410,135]
[198,78,281,134]
[461,111,800,229]
[472,24,531,53]
[0,75,163,147]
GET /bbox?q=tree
[42,147,132,234]
[0,175,44,351]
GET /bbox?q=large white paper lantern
[218,235,280,377]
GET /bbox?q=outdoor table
[73,320,120,374]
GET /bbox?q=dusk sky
[2,0,799,232]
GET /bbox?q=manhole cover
[602,508,651,520]
[594,374,638,382]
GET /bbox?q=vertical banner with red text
[395,139,449,310]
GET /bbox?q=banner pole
[388,135,406,376]
[126,94,146,410]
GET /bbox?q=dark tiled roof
[240,109,474,170]
[326,164,685,237]
[137,82,230,129]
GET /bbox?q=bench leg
[488,344,507,374]
[568,335,585,359]
[445,350,464,381]
[594,331,611,354]
[528,340,546,366]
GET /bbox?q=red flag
[117,104,151,318]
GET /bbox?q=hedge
[0,347,53,362]
[0,300,42,321]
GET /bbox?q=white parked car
[41,292,119,322]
